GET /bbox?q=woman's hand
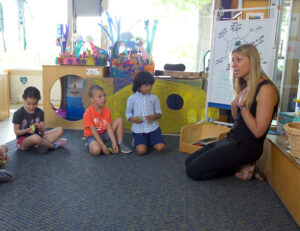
[238,87,248,108]
[231,87,248,118]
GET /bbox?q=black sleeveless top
[228,80,278,146]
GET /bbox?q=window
[106,0,212,71]
[0,0,67,70]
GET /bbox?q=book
[192,137,217,146]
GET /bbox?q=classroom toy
[30,124,36,132]
[0,2,6,51]
[17,0,27,50]
[55,25,108,67]
[294,99,300,114]
[107,147,117,154]
[98,12,156,78]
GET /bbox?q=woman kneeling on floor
[185,44,279,181]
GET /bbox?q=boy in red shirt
[83,85,132,155]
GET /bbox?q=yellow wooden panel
[42,65,109,129]
[0,74,10,121]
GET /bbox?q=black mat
[0,130,299,230]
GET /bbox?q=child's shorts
[16,134,42,151]
[85,131,110,146]
[132,127,165,148]
[16,136,27,151]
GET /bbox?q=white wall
[6,69,61,105]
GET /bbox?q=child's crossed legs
[18,127,66,152]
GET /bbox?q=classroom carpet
[0,130,299,231]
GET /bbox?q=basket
[180,123,231,154]
[283,122,300,158]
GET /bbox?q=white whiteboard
[207,19,276,108]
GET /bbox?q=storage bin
[180,123,230,154]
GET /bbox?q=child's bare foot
[52,138,68,149]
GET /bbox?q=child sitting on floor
[0,144,13,183]
[126,71,166,155]
[12,86,68,154]
[83,85,132,155]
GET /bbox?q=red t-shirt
[83,105,112,137]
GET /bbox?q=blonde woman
[185,44,279,181]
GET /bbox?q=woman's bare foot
[235,163,255,180]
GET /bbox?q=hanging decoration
[0,2,6,51]
[145,19,158,58]
[17,0,27,50]
[99,0,103,16]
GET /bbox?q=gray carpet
[0,130,299,231]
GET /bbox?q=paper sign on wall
[86,68,100,75]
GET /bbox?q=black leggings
[185,137,261,180]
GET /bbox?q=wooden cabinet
[0,73,9,121]
[258,135,300,226]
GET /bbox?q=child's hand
[0,146,8,166]
[101,144,110,155]
[112,142,119,154]
[0,154,8,166]
[132,116,143,124]
[34,122,40,129]
[145,115,155,123]
[26,127,34,134]
[34,122,44,133]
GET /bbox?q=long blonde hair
[231,44,271,109]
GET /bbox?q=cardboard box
[180,123,230,154]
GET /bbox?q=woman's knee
[185,165,207,181]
